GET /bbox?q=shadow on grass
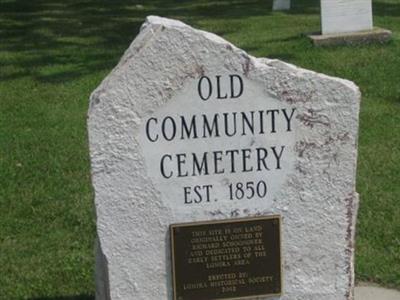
[29,295,94,300]
[1,0,398,84]
[0,0,325,84]
[287,0,320,15]
[373,1,400,17]
[0,0,267,83]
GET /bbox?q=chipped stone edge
[89,16,361,112]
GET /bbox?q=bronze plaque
[170,216,282,300]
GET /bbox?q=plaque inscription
[170,216,282,300]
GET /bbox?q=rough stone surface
[88,16,361,300]
[321,0,373,35]
[273,0,290,11]
[309,27,393,47]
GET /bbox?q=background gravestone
[273,0,291,11]
[321,0,373,35]
[88,16,360,300]
[310,0,392,46]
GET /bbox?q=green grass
[1,0,399,298]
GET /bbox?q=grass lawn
[1,0,399,299]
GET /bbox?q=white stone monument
[273,0,290,11]
[88,16,360,300]
[310,0,392,45]
[321,0,373,35]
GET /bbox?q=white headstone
[88,16,360,300]
[321,0,373,35]
[273,0,291,11]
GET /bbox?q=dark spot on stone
[209,210,225,217]
[296,109,330,128]
[295,141,317,158]
[230,209,240,217]
[225,44,233,51]
[183,65,205,80]
[241,54,252,77]
[344,192,357,300]
[279,89,315,104]
[295,162,307,175]
[196,65,205,77]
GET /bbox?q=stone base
[308,27,392,46]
